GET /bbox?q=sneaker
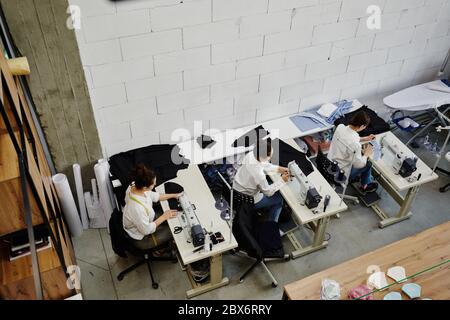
[360,182,378,194]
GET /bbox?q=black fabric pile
[271,138,314,176]
[163,182,184,210]
[334,105,390,136]
[232,125,270,147]
[108,144,189,206]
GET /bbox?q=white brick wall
[71,0,450,157]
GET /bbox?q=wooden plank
[0,131,20,181]
[0,178,43,237]
[284,221,450,300]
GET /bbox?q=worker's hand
[278,166,289,175]
[363,144,374,157]
[281,172,290,182]
[366,134,376,141]
[173,193,182,199]
[164,210,178,220]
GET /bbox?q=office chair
[232,202,290,288]
[109,209,176,290]
[316,147,359,205]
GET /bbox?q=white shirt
[233,152,284,203]
[327,124,367,178]
[122,184,160,240]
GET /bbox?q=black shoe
[360,182,378,194]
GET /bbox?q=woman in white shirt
[122,164,180,251]
[233,138,290,222]
[328,111,378,193]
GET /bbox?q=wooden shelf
[0,267,73,300]
[0,240,60,286]
[0,46,75,300]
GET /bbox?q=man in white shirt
[328,111,378,193]
[233,138,290,222]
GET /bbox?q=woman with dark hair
[233,138,290,222]
[122,164,180,250]
[328,111,378,193]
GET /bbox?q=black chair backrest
[316,147,339,187]
[109,208,146,258]
[109,209,128,258]
[232,203,262,259]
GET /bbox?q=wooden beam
[7,57,30,76]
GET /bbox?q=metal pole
[432,127,450,174]
[230,181,234,244]
[431,106,450,174]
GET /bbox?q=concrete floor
[73,124,450,300]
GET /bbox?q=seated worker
[122,164,180,252]
[328,111,378,193]
[233,138,290,222]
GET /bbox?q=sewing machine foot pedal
[351,182,380,207]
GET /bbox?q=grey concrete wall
[1,0,103,186]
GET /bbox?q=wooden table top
[284,221,450,300]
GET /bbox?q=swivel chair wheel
[117,274,124,281]
[284,256,290,262]
[239,278,244,283]
[152,283,159,289]
[271,282,278,288]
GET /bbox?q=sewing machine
[380,135,418,178]
[178,192,205,247]
[288,161,322,209]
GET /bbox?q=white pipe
[52,173,83,237]
[73,164,89,229]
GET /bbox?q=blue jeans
[254,191,283,222]
[350,161,373,186]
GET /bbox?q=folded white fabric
[398,118,420,129]
[317,103,337,118]
[320,279,341,300]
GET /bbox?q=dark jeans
[130,223,173,251]
[254,191,284,222]
[350,161,373,186]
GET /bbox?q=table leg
[290,217,329,259]
[378,186,418,228]
[186,254,230,299]
[372,167,418,228]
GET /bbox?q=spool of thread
[330,161,339,174]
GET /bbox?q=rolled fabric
[94,163,113,231]
[73,164,89,229]
[52,173,83,237]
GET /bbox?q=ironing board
[384,80,450,111]
[384,80,450,148]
